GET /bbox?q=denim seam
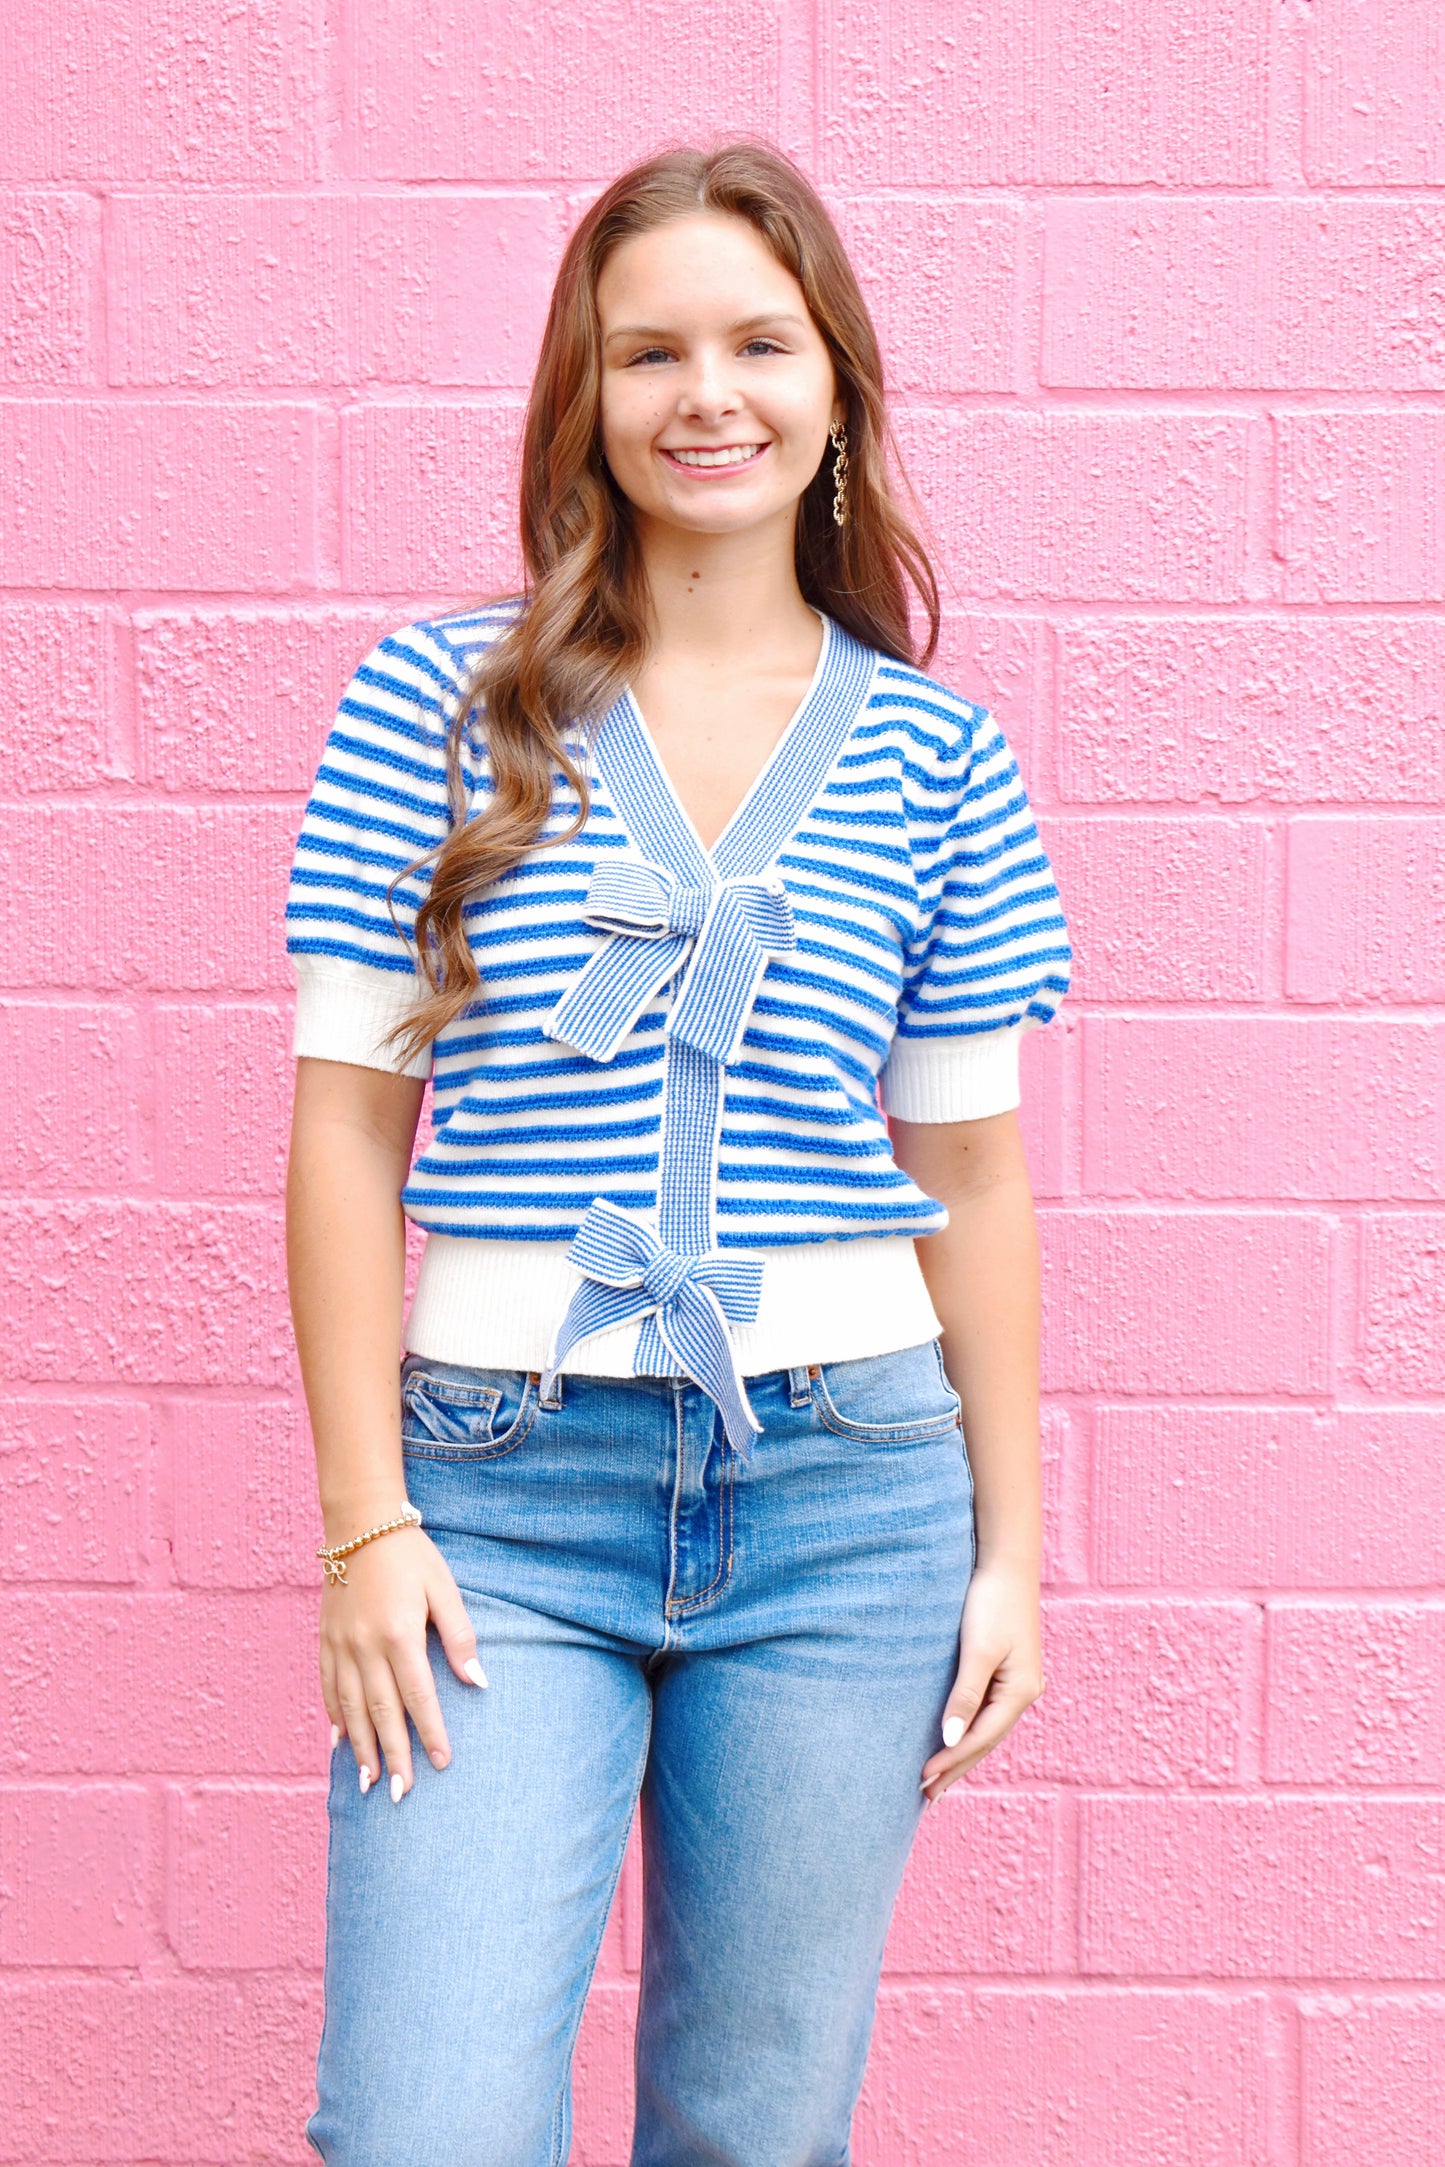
[401,1373,503,1410]
[659,1381,686,1635]
[813,1404,961,1445]
[810,1358,961,1444]
[545,1694,654,2167]
[662,1387,736,1617]
[303,1753,342,2160]
[664,1438,735,1614]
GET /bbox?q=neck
[632,507,820,664]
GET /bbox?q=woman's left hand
[920,1557,1046,1800]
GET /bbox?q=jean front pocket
[399,1363,539,1461]
[811,1339,963,1445]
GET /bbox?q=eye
[626,346,674,366]
[741,338,786,357]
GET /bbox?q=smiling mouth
[660,443,769,472]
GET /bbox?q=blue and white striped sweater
[286,599,1071,1272]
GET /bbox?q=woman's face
[595,212,842,543]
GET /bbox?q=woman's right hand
[319,1524,489,1800]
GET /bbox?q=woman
[286,138,1071,2166]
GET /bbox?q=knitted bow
[544,857,795,1067]
[540,1199,764,1456]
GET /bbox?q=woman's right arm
[286,1053,488,1802]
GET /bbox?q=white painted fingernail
[390,1772,404,1804]
[463,1658,489,1688]
[359,1764,371,1794]
[942,1715,966,1748]
[330,1724,342,1750]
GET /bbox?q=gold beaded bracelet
[316,1503,423,1587]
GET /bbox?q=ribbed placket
[584,613,879,1383]
[663,1384,735,1617]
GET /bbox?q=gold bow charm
[315,1503,422,1587]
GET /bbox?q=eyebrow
[603,311,809,344]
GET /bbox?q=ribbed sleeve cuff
[291,956,433,1079]
[879,1020,1025,1123]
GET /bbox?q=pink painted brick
[1044,199,1445,391]
[136,606,395,792]
[825,195,1019,393]
[1038,1403,1082,1587]
[346,1,783,181]
[0,1203,293,1388]
[1046,818,1270,1001]
[1287,818,1445,1004]
[570,1982,638,2167]
[112,192,560,387]
[152,1005,292,1196]
[0,1000,145,1188]
[1301,1996,1445,2167]
[1083,1018,1445,1200]
[168,1781,325,1969]
[0,1783,149,1965]
[995,1598,1251,1788]
[855,1987,1274,2165]
[1096,1407,1445,1591]
[1358,1214,1445,1395]
[893,410,1256,603]
[1267,1603,1445,1785]
[1304,0,1445,185]
[587,1841,633,1985]
[821,0,1268,185]
[0,1590,320,1775]
[930,613,1045,800]
[1041,1209,1332,1394]
[1082,1796,1445,1978]
[0,190,99,382]
[0,1,321,183]
[341,401,526,591]
[168,1397,317,1590]
[0,399,319,589]
[617,1824,643,1975]
[0,603,117,793]
[1057,614,1445,805]
[0,1974,322,2162]
[0,1397,145,1584]
[882,1792,1062,1976]
[0,805,299,992]
[1276,413,1445,604]
[1018,1013,1070,1203]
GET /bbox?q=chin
[660,491,789,530]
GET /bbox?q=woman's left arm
[889,1108,1048,1800]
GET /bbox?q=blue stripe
[413,1152,659,1178]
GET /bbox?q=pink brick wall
[2,2,1442,2158]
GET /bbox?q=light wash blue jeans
[306,1339,976,2167]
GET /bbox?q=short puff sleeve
[285,621,466,1080]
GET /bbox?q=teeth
[669,445,764,468]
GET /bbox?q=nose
[675,345,743,423]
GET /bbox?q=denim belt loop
[787,1364,813,1409]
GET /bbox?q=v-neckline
[589,607,878,891]
[618,606,833,872]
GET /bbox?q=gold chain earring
[829,417,849,528]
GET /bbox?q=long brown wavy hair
[385,135,942,1066]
